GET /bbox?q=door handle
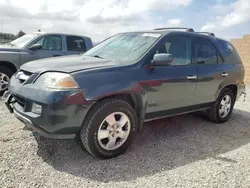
[187,75,197,80]
[222,72,228,77]
[197,61,205,64]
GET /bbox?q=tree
[16,30,26,38]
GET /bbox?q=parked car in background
[3,27,246,159]
[0,32,93,95]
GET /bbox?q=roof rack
[154,27,194,32]
[196,32,215,37]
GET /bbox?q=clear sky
[0,0,249,42]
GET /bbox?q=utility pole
[1,20,3,34]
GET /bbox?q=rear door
[145,34,198,116]
[65,35,87,55]
[192,37,229,104]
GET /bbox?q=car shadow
[35,108,250,182]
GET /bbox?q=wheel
[207,88,235,123]
[80,99,137,159]
[0,66,14,96]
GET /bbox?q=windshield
[84,32,161,62]
[10,34,38,47]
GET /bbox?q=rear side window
[216,39,233,57]
[215,39,242,64]
[193,38,217,64]
[66,36,86,52]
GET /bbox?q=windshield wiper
[93,55,104,59]
[85,54,111,60]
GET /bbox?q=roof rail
[196,32,215,37]
[154,27,194,32]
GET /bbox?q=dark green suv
[3,27,246,158]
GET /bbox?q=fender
[215,81,238,100]
[72,67,149,132]
[89,84,148,133]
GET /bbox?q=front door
[145,35,197,118]
[20,35,65,65]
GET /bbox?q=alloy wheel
[97,112,131,151]
[219,94,232,118]
[0,72,9,91]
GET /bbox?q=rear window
[66,36,86,52]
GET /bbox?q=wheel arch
[82,92,146,133]
[216,84,237,100]
[0,61,18,73]
[97,92,145,133]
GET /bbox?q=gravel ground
[0,87,250,188]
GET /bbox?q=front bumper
[3,89,94,139]
[13,109,75,139]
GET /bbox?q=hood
[0,44,22,52]
[21,55,121,73]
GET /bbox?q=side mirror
[29,44,42,50]
[151,53,173,66]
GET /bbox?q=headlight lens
[35,72,79,89]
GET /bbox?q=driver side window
[34,35,62,51]
[155,35,191,65]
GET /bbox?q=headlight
[34,72,79,89]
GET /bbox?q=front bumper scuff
[3,90,77,139]
[13,109,75,139]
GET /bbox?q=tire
[0,66,14,96]
[207,88,236,123]
[80,99,137,159]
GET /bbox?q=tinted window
[66,36,86,52]
[215,39,242,64]
[155,35,191,65]
[193,38,217,64]
[34,35,62,50]
[216,39,233,58]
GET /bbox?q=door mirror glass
[29,44,42,50]
[152,53,173,66]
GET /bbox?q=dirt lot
[0,87,250,188]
